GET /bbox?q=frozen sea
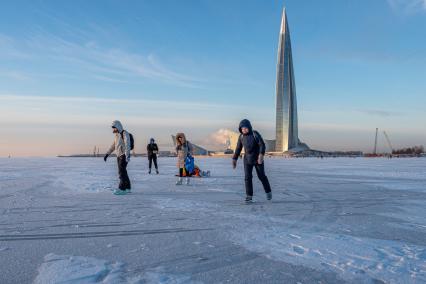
[0,157,425,284]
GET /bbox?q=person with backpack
[103,120,133,195]
[147,138,159,174]
[232,119,272,203]
[175,133,193,185]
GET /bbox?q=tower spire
[275,7,303,152]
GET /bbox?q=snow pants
[117,155,131,190]
[148,154,158,170]
[244,160,271,197]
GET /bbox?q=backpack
[121,131,135,150]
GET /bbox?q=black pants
[148,155,158,170]
[244,160,271,197]
[118,155,131,190]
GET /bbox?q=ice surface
[33,253,125,284]
[0,157,425,283]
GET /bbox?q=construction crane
[383,131,393,154]
[373,128,378,155]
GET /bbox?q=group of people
[104,119,272,203]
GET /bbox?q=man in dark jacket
[147,138,159,174]
[232,119,272,203]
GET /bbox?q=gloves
[126,156,130,163]
[257,154,264,165]
[103,154,109,162]
[232,159,237,169]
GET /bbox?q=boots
[266,192,272,200]
[113,189,127,195]
[185,177,190,185]
[176,177,183,185]
[245,195,253,203]
[156,169,159,174]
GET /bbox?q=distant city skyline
[0,0,425,156]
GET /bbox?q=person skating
[232,119,272,203]
[147,138,159,174]
[104,120,132,195]
[175,133,193,185]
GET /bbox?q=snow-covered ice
[0,157,425,283]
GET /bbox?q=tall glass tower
[275,8,299,152]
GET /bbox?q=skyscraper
[275,8,300,152]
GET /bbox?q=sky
[1,0,425,156]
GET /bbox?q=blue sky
[1,0,425,156]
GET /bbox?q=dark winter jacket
[147,143,159,157]
[232,119,266,165]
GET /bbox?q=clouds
[0,30,201,88]
[0,93,244,129]
[387,0,426,14]
[356,109,404,118]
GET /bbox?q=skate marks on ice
[150,180,426,283]
[34,253,198,284]
[227,190,426,283]
[232,225,426,284]
[2,157,426,283]
[0,228,212,242]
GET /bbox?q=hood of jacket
[111,120,123,132]
[238,119,253,134]
[175,133,187,145]
[150,138,155,144]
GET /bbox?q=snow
[0,157,425,283]
[33,253,126,284]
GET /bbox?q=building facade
[275,9,300,152]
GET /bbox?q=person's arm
[232,136,242,168]
[104,139,115,162]
[147,144,150,152]
[187,142,193,155]
[232,135,243,161]
[255,131,266,155]
[123,131,131,161]
[154,144,159,153]
[255,131,266,164]
[106,140,115,155]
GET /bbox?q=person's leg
[117,156,128,190]
[176,167,183,185]
[254,163,271,193]
[153,155,158,170]
[148,156,153,170]
[184,166,190,185]
[244,161,254,197]
[122,156,131,189]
